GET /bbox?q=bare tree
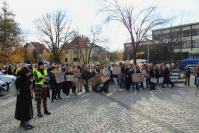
[36,10,73,63]
[71,31,87,64]
[87,26,107,64]
[72,26,107,64]
[104,0,164,64]
[161,15,185,63]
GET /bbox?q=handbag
[151,77,157,83]
[9,82,18,96]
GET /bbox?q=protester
[47,64,58,102]
[162,66,174,88]
[15,66,34,130]
[194,65,199,87]
[149,64,158,90]
[185,66,191,86]
[111,64,121,91]
[82,65,91,93]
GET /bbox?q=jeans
[132,82,140,91]
[113,77,119,89]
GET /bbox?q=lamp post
[24,43,28,63]
[147,42,150,63]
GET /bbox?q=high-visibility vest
[35,69,48,85]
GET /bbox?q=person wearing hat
[33,61,51,117]
[15,66,34,130]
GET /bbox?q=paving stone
[0,84,199,132]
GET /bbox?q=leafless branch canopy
[36,10,73,62]
[104,0,165,64]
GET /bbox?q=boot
[23,121,34,130]
[44,111,51,115]
[19,121,25,128]
[37,112,43,118]
[37,101,43,117]
[43,100,51,115]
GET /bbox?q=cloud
[2,0,199,51]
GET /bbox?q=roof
[153,21,199,32]
[27,42,48,51]
[63,36,109,53]
[64,36,90,49]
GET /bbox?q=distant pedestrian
[194,65,199,87]
[185,67,191,86]
[15,66,34,130]
[162,67,174,88]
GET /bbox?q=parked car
[176,58,199,70]
[0,80,7,94]
[0,72,16,90]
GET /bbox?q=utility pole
[147,42,150,63]
[24,43,28,63]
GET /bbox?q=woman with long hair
[15,66,34,130]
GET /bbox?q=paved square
[0,84,199,133]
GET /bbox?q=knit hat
[38,61,44,66]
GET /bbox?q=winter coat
[82,70,91,81]
[15,76,33,121]
[163,68,171,82]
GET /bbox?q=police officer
[34,61,51,117]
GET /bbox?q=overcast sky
[2,0,199,51]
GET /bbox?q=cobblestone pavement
[0,84,199,133]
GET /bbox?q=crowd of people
[1,61,199,130]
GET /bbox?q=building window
[65,51,67,54]
[192,29,199,36]
[73,58,78,62]
[183,40,191,48]
[192,40,199,48]
[65,58,68,62]
[183,30,191,37]
[153,34,161,40]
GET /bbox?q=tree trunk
[87,45,93,64]
[133,49,137,65]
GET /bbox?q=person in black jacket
[82,66,91,93]
[162,67,174,88]
[15,66,34,130]
[149,65,159,90]
[124,64,134,91]
[47,65,58,102]
[185,67,191,86]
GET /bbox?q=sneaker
[66,95,71,99]
[44,111,51,115]
[37,113,43,118]
[119,89,125,91]
[23,124,34,130]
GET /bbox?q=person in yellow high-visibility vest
[33,61,51,117]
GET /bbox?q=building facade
[26,42,49,62]
[152,22,199,58]
[124,40,152,60]
[62,36,110,64]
